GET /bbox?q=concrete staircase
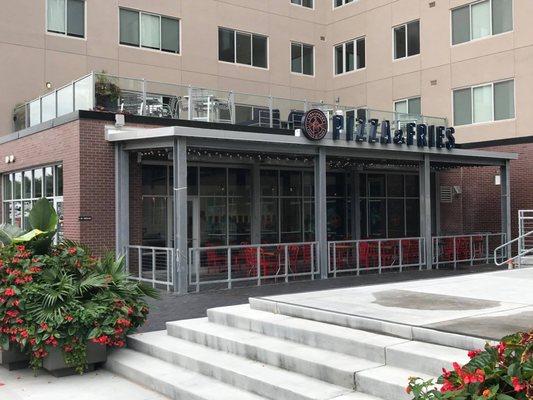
[106,303,471,400]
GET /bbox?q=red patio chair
[380,241,397,267]
[206,248,226,275]
[288,245,300,273]
[456,237,471,260]
[401,240,419,265]
[358,242,371,268]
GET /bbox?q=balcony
[12,72,448,133]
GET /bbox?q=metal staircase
[494,210,533,268]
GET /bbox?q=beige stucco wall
[1,0,532,143]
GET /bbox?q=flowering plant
[407,332,533,399]
[0,242,157,374]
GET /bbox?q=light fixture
[45,82,52,89]
[9,155,15,163]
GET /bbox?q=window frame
[452,79,515,126]
[333,36,366,76]
[218,27,269,69]
[290,41,315,76]
[332,0,355,9]
[394,97,422,116]
[46,0,86,39]
[392,20,420,60]
[118,7,181,55]
[451,0,514,46]
[291,0,314,10]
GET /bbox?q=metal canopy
[106,125,517,167]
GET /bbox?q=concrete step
[207,305,409,363]
[105,348,268,400]
[167,317,382,388]
[355,365,434,400]
[127,330,382,400]
[386,340,470,377]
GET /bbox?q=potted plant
[0,199,157,376]
[94,73,121,112]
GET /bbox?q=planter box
[0,346,29,370]
[43,342,107,377]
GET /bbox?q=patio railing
[125,245,174,291]
[328,237,426,277]
[13,72,448,133]
[188,241,318,292]
[432,233,507,269]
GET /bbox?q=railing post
[141,78,147,116]
[256,246,261,286]
[187,86,193,120]
[151,249,156,289]
[90,71,96,111]
[470,236,474,265]
[137,248,142,281]
[485,234,490,264]
[378,241,382,274]
[453,237,457,270]
[355,241,360,276]
[229,91,236,124]
[311,243,315,279]
[332,243,337,278]
[195,249,200,293]
[284,245,289,283]
[399,239,403,272]
[268,95,273,128]
[227,248,232,290]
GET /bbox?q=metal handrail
[494,230,533,266]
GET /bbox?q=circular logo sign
[302,109,328,141]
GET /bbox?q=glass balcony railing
[12,72,448,134]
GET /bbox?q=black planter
[42,342,107,377]
[0,345,29,370]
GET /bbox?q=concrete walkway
[253,268,533,340]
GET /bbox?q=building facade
[1,0,530,143]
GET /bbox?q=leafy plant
[407,333,533,400]
[95,73,121,103]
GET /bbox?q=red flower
[64,315,74,322]
[16,245,25,252]
[63,344,73,353]
[19,329,28,338]
[496,342,506,359]
[44,336,58,347]
[467,349,482,359]
[4,288,15,297]
[39,322,49,331]
[92,335,110,345]
[512,377,526,392]
[116,318,131,328]
[6,310,19,318]
[68,247,78,255]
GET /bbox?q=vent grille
[440,186,453,203]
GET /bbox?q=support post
[115,143,129,258]
[173,137,188,294]
[419,155,432,269]
[314,148,328,279]
[351,170,361,240]
[251,161,261,244]
[500,160,511,261]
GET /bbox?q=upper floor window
[291,0,313,9]
[47,0,85,38]
[119,8,180,54]
[393,20,420,59]
[334,37,365,75]
[453,79,514,125]
[394,97,421,116]
[334,0,354,8]
[218,28,268,69]
[291,42,314,76]
[452,0,512,45]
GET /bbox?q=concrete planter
[0,345,29,370]
[42,342,107,377]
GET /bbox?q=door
[187,197,200,249]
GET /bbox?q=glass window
[261,199,278,243]
[55,165,63,196]
[252,34,268,68]
[395,100,408,115]
[14,173,22,200]
[327,199,346,240]
[291,43,302,74]
[47,0,66,34]
[34,169,43,198]
[405,175,419,197]
[407,21,420,56]
[335,38,365,75]
[57,85,74,116]
[387,175,404,197]
[280,171,301,196]
[405,199,420,237]
[67,0,85,38]
[453,88,472,126]
[345,42,354,72]
[292,43,313,75]
[335,45,343,75]
[492,0,513,35]
[368,174,386,197]
[161,17,180,53]
[494,80,515,120]
[120,9,140,46]
[142,165,167,196]
[452,6,471,45]
[387,199,405,238]
[291,0,313,8]
[228,168,251,197]
[303,172,314,197]
[200,197,226,246]
[281,198,301,242]
[45,167,54,197]
[47,0,85,38]
[472,1,491,40]
[141,13,160,49]
[236,32,252,65]
[473,84,492,123]
[408,97,421,116]
[3,175,12,201]
[200,167,226,196]
[394,25,406,59]
[23,172,32,199]
[260,170,278,196]
[327,173,345,197]
[368,200,386,238]
[356,38,365,69]
[187,166,198,196]
[334,0,353,7]
[218,28,235,63]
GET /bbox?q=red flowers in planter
[4,288,15,297]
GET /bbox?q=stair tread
[208,305,408,347]
[129,330,359,400]
[387,340,470,363]
[357,365,435,384]
[107,349,269,400]
[168,317,382,373]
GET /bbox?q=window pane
[405,199,420,237]
[236,32,252,65]
[408,97,421,116]
[303,44,314,75]
[395,100,408,115]
[368,200,386,238]
[34,169,43,198]
[356,38,365,68]
[280,171,301,196]
[120,9,139,46]
[335,44,343,74]
[473,84,492,123]
[261,199,278,243]
[200,167,226,196]
[14,172,22,199]
[303,171,314,197]
[302,0,313,7]
[218,28,235,63]
[335,0,343,7]
[452,6,470,45]
[45,167,54,197]
[23,172,32,199]
[345,42,354,72]
[407,21,420,56]
[494,80,515,120]
[142,165,167,196]
[4,175,12,201]
[141,13,160,49]
[368,174,386,197]
[47,0,66,33]
[161,17,180,53]
[453,88,472,125]
[41,93,56,122]
[387,199,405,238]
[228,168,251,197]
[281,198,301,243]
[394,25,406,59]
[405,175,419,197]
[55,165,63,196]
[327,199,346,240]
[67,0,84,37]
[387,175,404,197]
[200,197,226,246]
[291,43,302,73]
[260,170,278,196]
[291,0,302,4]
[252,35,268,68]
[57,85,74,116]
[327,173,345,197]
[492,0,513,35]
[471,0,491,40]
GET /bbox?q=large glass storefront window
[360,172,420,239]
[2,165,64,239]
[327,172,352,241]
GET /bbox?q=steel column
[351,170,361,240]
[173,137,188,294]
[115,143,129,258]
[314,148,328,279]
[419,155,432,269]
[501,160,512,261]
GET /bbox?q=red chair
[288,245,300,273]
[335,245,351,270]
[380,241,397,267]
[206,249,226,275]
[456,237,471,260]
[302,245,314,273]
[440,238,455,261]
[401,240,419,265]
[358,242,371,268]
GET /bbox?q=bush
[407,332,533,400]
